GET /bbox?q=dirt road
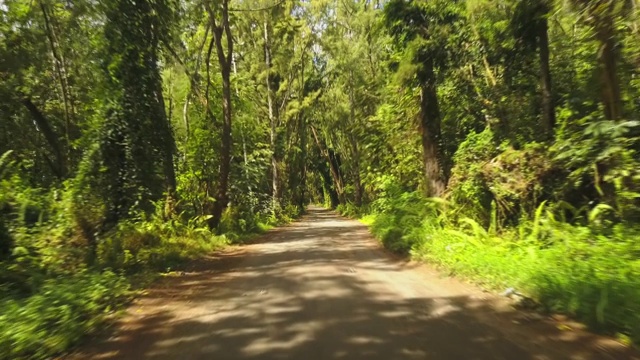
[69,207,638,360]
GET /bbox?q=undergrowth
[338,186,640,345]
[0,178,299,359]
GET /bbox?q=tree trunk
[39,1,75,147]
[348,125,363,207]
[418,61,446,197]
[348,73,363,207]
[583,2,623,120]
[211,63,232,228]
[155,87,178,215]
[319,161,340,209]
[264,19,280,213]
[298,114,308,209]
[596,24,622,120]
[538,17,555,137]
[21,98,66,178]
[150,29,177,215]
[352,141,363,206]
[206,0,233,229]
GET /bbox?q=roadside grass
[337,198,640,346]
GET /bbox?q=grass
[339,198,640,346]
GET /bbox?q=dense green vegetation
[1,0,639,357]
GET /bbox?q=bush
[364,177,438,254]
[336,203,365,218]
[0,193,232,360]
[97,214,228,273]
[447,128,500,226]
[409,202,640,343]
[354,187,640,344]
[0,270,129,359]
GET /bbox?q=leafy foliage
[2,0,640,355]
[349,187,640,344]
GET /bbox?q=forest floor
[65,207,639,360]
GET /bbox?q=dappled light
[69,209,636,360]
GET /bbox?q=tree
[91,0,177,227]
[512,0,556,137]
[384,0,465,197]
[204,0,233,228]
[571,0,630,120]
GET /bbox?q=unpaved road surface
[69,207,638,360]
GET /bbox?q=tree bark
[206,0,233,229]
[418,60,446,197]
[155,86,178,215]
[584,2,623,120]
[351,137,363,206]
[319,161,340,209]
[264,19,280,213]
[597,25,622,120]
[297,113,308,209]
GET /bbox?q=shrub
[354,186,640,344]
[447,128,500,226]
[0,270,129,359]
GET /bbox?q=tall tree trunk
[298,114,308,209]
[351,139,363,207]
[582,2,623,120]
[155,87,178,215]
[292,52,309,210]
[538,17,555,137]
[593,11,622,204]
[39,1,75,149]
[596,24,622,120]
[150,30,177,215]
[319,161,340,209]
[348,77,363,206]
[418,61,446,197]
[264,19,280,213]
[206,0,233,229]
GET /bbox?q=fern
[460,217,488,240]
[588,203,616,224]
[530,201,547,242]
[0,150,14,179]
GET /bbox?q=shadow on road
[68,208,638,360]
